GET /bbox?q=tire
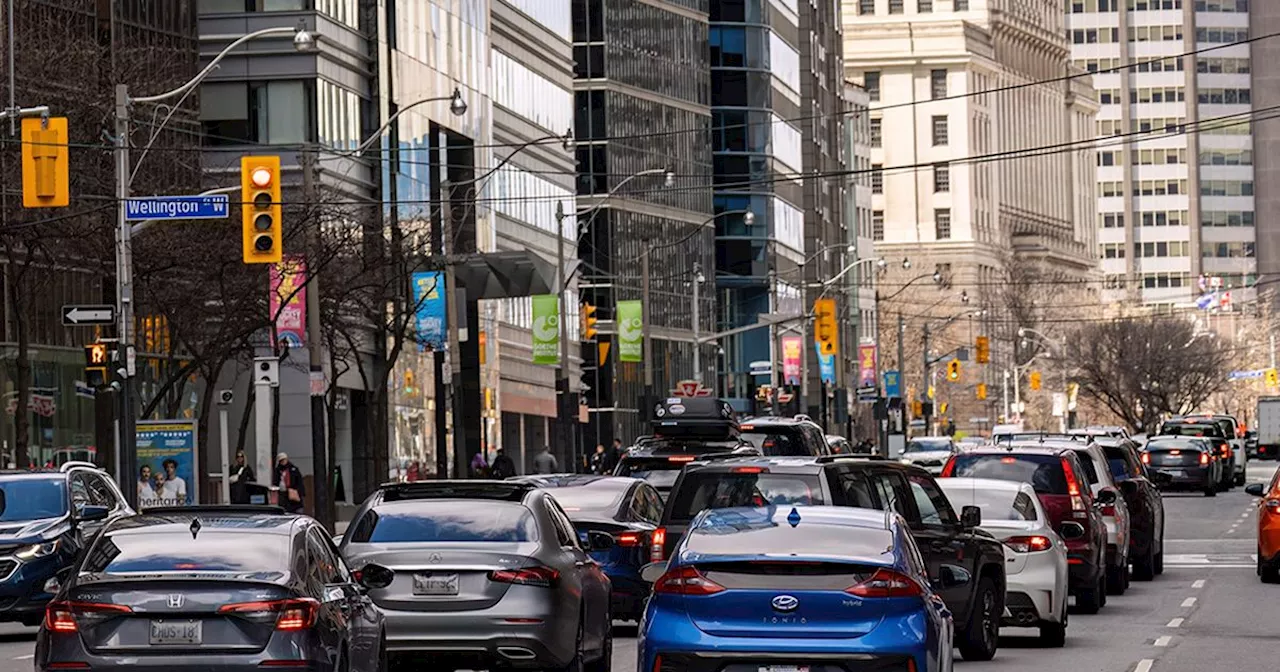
[1076,572,1104,615]
[1154,545,1164,575]
[1132,541,1156,582]
[554,616,585,672]
[1038,617,1067,648]
[1205,484,1217,497]
[1107,562,1127,596]
[585,613,613,672]
[1236,471,1247,487]
[1260,548,1280,584]
[956,577,1000,661]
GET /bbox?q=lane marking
[1154,635,1172,647]
[1182,597,1197,607]
[1227,528,1236,534]
[1192,579,1206,588]
[15,655,32,661]
[1167,617,1184,628]
[1135,659,1154,672]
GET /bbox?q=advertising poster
[858,344,878,388]
[781,336,802,385]
[412,271,446,350]
[270,256,307,348]
[617,300,643,362]
[531,294,561,365]
[135,420,198,508]
[816,343,836,385]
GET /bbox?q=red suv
[942,445,1114,613]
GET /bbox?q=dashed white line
[15,655,32,660]
[1167,617,1184,628]
[1182,597,1198,608]
[1135,659,1155,672]
[1192,579,1206,588]
[1227,528,1236,534]
[1154,635,1173,647]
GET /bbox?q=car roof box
[650,397,739,440]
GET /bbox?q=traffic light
[947,359,961,382]
[975,336,990,364]
[84,342,108,386]
[911,399,923,417]
[1030,371,1042,391]
[581,302,598,340]
[21,117,70,208]
[1268,368,1279,388]
[939,402,949,416]
[814,298,839,355]
[977,383,988,400]
[241,156,283,264]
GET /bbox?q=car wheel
[1107,563,1127,596]
[1154,545,1164,575]
[555,616,585,672]
[1038,617,1067,648]
[1076,572,1104,615]
[1205,483,1217,497]
[1236,471,1247,486]
[1132,540,1156,582]
[1260,548,1280,584]
[19,615,40,628]
[956,577,1000,661]
[585,613,612,672]
[1099,572,1108,607]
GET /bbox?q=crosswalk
[1162,553,1257,568]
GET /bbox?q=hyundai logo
[771,594,799,612]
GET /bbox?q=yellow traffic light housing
[1030,371,1042,391]
[814,298,839,355]
[977,383,988,400]
[241,156,283,264]
[1268,368,1279,388]
[947,359,961,382]
[21,117,70,208]
[581,303,598,340]
[975,336,990,364]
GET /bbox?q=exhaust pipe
[1016,612,1036,625]
[497,647,537,660]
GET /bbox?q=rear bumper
[1066,552,1102,592]
[378,603,575,666]
[1151,466,1215,489]
[1004,553,1063,625]
[648,651,924,672]
[36,631,332,672]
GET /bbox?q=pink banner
[270,255,307,348]
[782,335,802,385]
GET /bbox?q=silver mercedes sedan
[339,481,614,672]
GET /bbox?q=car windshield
[0,478,67,522]
[353,502,538,543]
[82,531,291,573]
[945,454,1069,495]
[906,438,952,453]
[547,486,625,516]
[667,472,825,523]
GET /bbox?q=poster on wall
[135,420,198,508]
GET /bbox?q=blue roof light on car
[787,507,801,527]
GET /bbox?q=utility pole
[301,149,331,531]
[114,84,138,507]
[555,203,572,466]
[641,244,653,408]
[769,270,781,415]
[692,262,702,383]
[1002,369,1010,423]
[921,322,931,434]
[441,182,463,477]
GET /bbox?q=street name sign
[62,304,116,327]
[124,195,231,222]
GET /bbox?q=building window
[889,0,904,12]
[872,210,885,241]
[859,0,874,13]
[931,69,947,99]
[935,209,951,240]
[200,80,314,146]
[954,0,969,8]
[932,115,949,145]
[919,0,934,11]
[933,163,950,192]
[870,118,882,147]
[864,71,880,101]
[871,165,884,194]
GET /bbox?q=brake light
[488,566,560,588]
[940,458,956,477]
[846,568,924,598]
[44,601,133,632]
[1141,452,1150,465]
[1001,457,1017,463]
[219,598,318,630]
[650,527,666,562]
[1005,536,1053,553]
[1219,443,1230,457]
[1169,449,1181,456]
[668,455,696,463]
[1199,452,1209,466]
[616,531,643,547]
[1062,458,1086,512]
[731,466,767,474]
[1101,503,1116,516]
[652,566,725,595]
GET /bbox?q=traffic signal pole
[114,85,138,508]
[921,322,931,434]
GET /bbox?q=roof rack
[141,505,286,515]
[814,453,888,463]
[378,480,535,502]
[60,461,99,472]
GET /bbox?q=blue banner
[412,272,447,350]
[135,420,198,508]
[883,370,902,398]
[815,343,836,385]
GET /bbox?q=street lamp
[112,24,315,506]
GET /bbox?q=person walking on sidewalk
[273,452,306,514]
[533,446,559,474]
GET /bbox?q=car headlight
[15,540,59,560]
[900,458,914,464]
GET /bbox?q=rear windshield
[353,502,538,543]
[83,531,291,573]
[547,486,625,516]
[905,439,952,454]
[686,519,893,558]
[1101,446,1140,480]
[667,472,825,523]
[1147,440,1206,453]
[740,427,819,456]
[938,485,1033,521]
[615,460,684,491]
[1159,423,1224,438]
[1068,449,1100,484]
[945,454,1069,495]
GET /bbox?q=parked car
[36,506,384,672]
[942,444,1112,613]
[507,474,660,621]
[657,455,1007,661]
[638,505,956,672]
[0,463,133,626]
[1245,473,1280,583]
[1096,437,1167,581]
[938,478,1070,646]
[339,481,613,672]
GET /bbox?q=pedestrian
[229,450,255,504]
[533,445,559,474]
[607,438,625,473]
[590,444,607,474]
[273,452,306,513]
[489,448,517,479]
[469,451,489,478]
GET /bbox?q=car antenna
[189,517,202,540]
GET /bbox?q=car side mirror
[355,563,395,590]
[932,564,970,590]
[1059,522,1086,540]
[640,561,668,583]
[77,504,109,522]
[1245,483,1266,497]
[1095,488,1118,506]
[960,505,981,529]
[587,531,616,552]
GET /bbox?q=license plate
[1163,469,1185,477]
[758,667,809,672]
[412,573,459,596]
[149,620,202,645]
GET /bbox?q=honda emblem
[167,594,185,609]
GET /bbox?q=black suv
[656,455,1007,661]
[1093,437,1166,580]
[737,416,833,457]
[0,463,133,625]
[615,397,758,500]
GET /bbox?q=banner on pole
[617,300,643,362]
[782,336,802,385]
[531,294,561,365]
[269,255,307,348]
[135,420,198,508]
[412,271,446,350]
[816,343,836,385]
[858,344,878,388]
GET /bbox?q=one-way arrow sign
[62,305,116,327]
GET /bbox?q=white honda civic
[939,477,1072,647]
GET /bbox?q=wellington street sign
[62,304,116,327]
[124,195,231,222]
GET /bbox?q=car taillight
[616,531,643,547]
[730,466,767,474]
[667,455,696,463]
[1101,504,1116,516]
[846,568,923,598]
[940,458,956,477]
[488,566,560,588]
[650,527,666,562]
[1199,453,1209,466]
[652,566,725,595]
[1141,452,1150,464]
[1004,536,1053,553]
[44,601,133,633]
[1219,443,1230,457]
[218,599,319,630]
[1061,458,1086,513]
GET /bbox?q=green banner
[617,300,643,362]
[531,294,561,365]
